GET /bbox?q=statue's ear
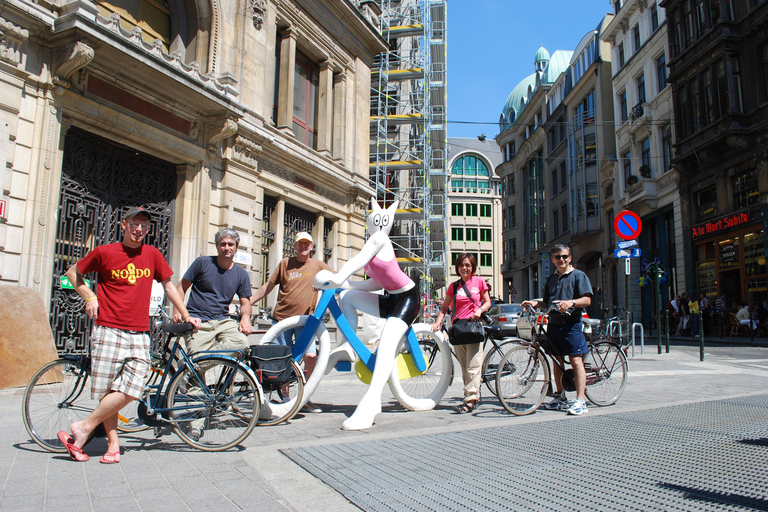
[386,201,399,216]
[370,197,381,214]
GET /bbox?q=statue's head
[367,197,398,236]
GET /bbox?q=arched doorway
[50,127,177,353]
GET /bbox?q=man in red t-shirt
[59,207,200,463]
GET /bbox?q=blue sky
[446,0,614,139]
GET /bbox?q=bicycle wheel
[584,342,628,406]
[259,315,331,411]
[257,359,305,426]
[166,357,260,451]
[388,324,453,411]
[496,346,550,416]
[481,339,519,398]
[22,358,97,453]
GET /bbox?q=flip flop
[57,431,90,462]
[99,451,120,464]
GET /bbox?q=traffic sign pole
[625,259,630,326]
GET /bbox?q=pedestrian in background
[688,293,700,338]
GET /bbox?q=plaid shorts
[90,325,151,400]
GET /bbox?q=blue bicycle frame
[291,289,428,374]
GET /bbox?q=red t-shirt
[78,243,173,331]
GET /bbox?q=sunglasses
[552,254,570,260]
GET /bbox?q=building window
[466,228,478,242]
[451,227,464,241]
[553,209,560,238]
[561,204,568,232]
[293,51,319,149]
[480,204,491,217]
[508,206,517,228]
[618,42,625,68]
[703,68,714,125]
[510,238,517,261]
[697,186,718,220]
[452,154,490,178]
[637,74,646,104]
[662,123,672,172]
[762,44,768,101]
[507,173,516,195]
[640,138,651,176]
[577,187,585,218]
[451,203,463,216]
[656,54,667,93]
[480,253,492,267]
[560,162,567,191]
[651,4,659,31]
[586,184,598,217]
[551,168,558,196]
[733,170,759,210]
[481,228,492,242]
[622,150,632,185]
[731,57,743,113]
[633,24,641,52]
[715,60,729,118]
[466,203,478,217]
[677,86,689,137]
[619,90,628,122]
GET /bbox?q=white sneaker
[543,392,568,410]
[301,401,322,413]
[566,398,588,416]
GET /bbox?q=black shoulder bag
[447,280,485,345]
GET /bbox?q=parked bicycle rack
[630,322,644,357]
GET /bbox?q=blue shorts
[545,321,588,357]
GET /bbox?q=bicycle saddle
[483,325,502,336]
[581,318,601,327]
[161,322,195,334]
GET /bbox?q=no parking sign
[614,210,642,240]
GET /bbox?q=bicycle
[495,304,628,416]
[23,322,262,452]
[258,288,453,418]
[596,305,632,347]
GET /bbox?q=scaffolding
[370,0,447,316]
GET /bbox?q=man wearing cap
[250,231,333,413]
[61,207,200,463]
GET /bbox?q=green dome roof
[534,46,550,63]
[500,48,573,132]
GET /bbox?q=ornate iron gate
[51,127,177,354]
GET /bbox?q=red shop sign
[691,211,752,240]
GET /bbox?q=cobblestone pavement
[2,341,768,511]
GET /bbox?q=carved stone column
[317,60,334,155]
[276,28,296,132]
[332,73,347,162]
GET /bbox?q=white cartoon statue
[314,198,420,430]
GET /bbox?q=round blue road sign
[614,210,642,240]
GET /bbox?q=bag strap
[451,278,479,320]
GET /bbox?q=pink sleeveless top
[364,255,413,292]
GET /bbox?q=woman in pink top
[314,198,419,430]
[431,253,491,413]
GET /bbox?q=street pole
[655,264,662,354]
[699,312,705,361]
[625,258,630,331]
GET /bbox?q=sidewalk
[2,343,768,511]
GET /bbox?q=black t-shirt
[542,268,593,324]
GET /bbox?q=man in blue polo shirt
[522,244,593,415]
[175,227,252,440]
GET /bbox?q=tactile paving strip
[282,395,768,511]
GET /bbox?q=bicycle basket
[250,345,292,389]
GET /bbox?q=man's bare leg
[70,391,134,450]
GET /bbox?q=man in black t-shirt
[521,244,593,416]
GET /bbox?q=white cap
[295,231,313,243]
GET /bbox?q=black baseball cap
[124,206,151,221]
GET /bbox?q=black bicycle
[495,305,628,416]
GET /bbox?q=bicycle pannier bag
[250,345,292,387]
[449,319,485,345]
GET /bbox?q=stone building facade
[0,0,386,352]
